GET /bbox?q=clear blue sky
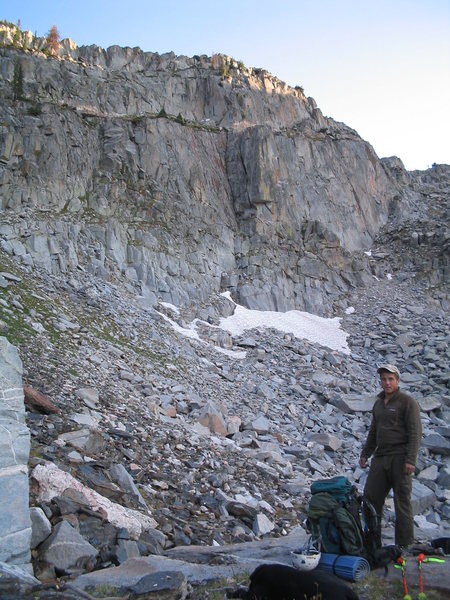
[1,0,449,170]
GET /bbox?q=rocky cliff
[0,23,449,599]
[1,24,436,316]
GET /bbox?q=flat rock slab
[0,562,40,596]
[73,528,309,591]
[126,571,187,599]
[418,396,442,412]
[372,555,450,597]
[333,394,376,413]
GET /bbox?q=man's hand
[359,456,367,468]
[404,463,415,475]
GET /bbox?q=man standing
[359,364,422,551]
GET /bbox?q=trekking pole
[394,556,411,600]
[422,557,446,564]
[416,553,446,600]
[417,553,426,600]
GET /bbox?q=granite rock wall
[0,41,418,316]
[0,337,32,572]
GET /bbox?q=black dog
[370,544,402,576]
[228,563,359,600]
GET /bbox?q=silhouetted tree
[46,24,60,56]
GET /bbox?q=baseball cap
[377,364,400,377]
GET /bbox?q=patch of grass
[0,305,37,346]
[189,574,250,600]
[354,572,447,600]
[0,256,63,347]
[26,103,42,116]
[84,584,121,598]
[29,447,45,460]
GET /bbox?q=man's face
[380,371,400,395]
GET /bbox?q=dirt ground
[189,556,450,600]
[354,558,450,600]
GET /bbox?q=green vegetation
[219,58,228,80]
[12,60,24,100]
[128,114,146,124]
[84,584,120,598]
[0,20,17,28]
[26,103,42,116]
[188,574,250,600]
[0,21,27,52]
[12,27,21,47]
[354,572,445,600]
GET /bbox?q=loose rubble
[0,23,448,599]
[0,196,449,596]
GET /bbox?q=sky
[1,0,449,170]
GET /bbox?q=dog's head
[371,544,402,568]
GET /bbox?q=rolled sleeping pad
[317,553,371,582]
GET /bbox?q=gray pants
[363,454,414,547]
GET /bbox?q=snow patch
[219,293,349,354]
[156,291,350,355]
[155,310,202,341]
[159,301,180,314]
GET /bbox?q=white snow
[159,301,180,314]
[214,346,247,359]
[386,273,392,280]
[218,292,349,354]
[157,293,350,355]
[155,309,201,341]
[364,250,372,257]
[345,307,355,315]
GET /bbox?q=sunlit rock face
[0,34,441,316]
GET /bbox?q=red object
[418,556,424,595]
[396,557,409,597]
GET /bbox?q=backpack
[307,476,366,557]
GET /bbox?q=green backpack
[307,478,366,556]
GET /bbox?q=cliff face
[0,34,424,314]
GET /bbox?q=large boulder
[0,337,32,572]
[39,520,98,573]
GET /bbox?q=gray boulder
[109,463,148,510]
[39,520,98,573]
[0,562,40,597]
[411,480,436,514]
[30,507,52,549]
[422,433,450,456]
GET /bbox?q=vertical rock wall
[0,337,32,572]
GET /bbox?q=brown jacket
[361,389,422,465]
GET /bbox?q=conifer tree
[46,24,60,56]
[12,27,21,47]
[12,60,24,100]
